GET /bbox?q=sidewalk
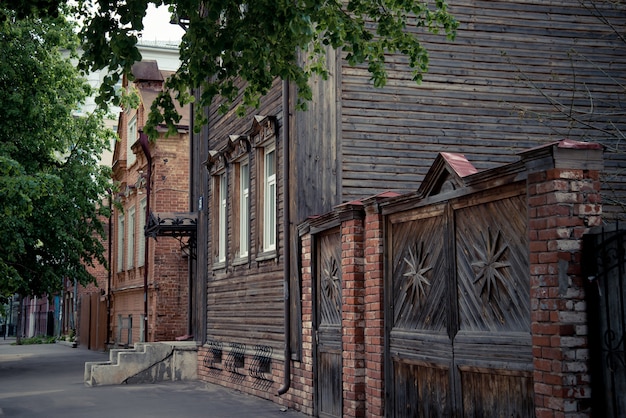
[0,338,307,418]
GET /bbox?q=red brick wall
[363,204,386,418]
[197,141,603,417]
[110,130,190,344]
[528,163,602,417]
[341,215,366,417]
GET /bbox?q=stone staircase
[84,342,198,387]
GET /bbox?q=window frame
[212,170,228,266]
[137,198,146,267]
[117,213,125,272]
[257,141,277,256]
[127,115,137,167]
[234,159,250,261]
[127,206,135,269]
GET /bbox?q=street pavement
[0,337,308,418]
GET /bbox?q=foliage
[15,335,57,345]
[0,9,114,298]
[0,0,61,20]
[72,0,457,138]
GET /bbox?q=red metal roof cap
[557,139,603,150]
[440,152,478,177]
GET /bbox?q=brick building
[110,60,191,345]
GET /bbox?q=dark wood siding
[206,269,284,349]
[205,79,285,350]
[339,0,625,219]
[293,47,342,223]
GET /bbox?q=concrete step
[84,342,198,387]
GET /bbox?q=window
[117,214,125,272]
[137,198,146,267]
[262,144,276,252]
[237,161,250,258]
[214,172,227,264]
[127,206,135,269]
[127,115,137,167]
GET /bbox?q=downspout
[278,79,291,395]
[139,131,152,343]
[188,91,195,337]
[106,190,112,345]
[73,280,77,332]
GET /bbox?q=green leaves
[0,9,113,298]
[75,0,457,137]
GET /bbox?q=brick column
[363,199,387,418]
[522,140,603,418]
[341,209,366,417]
[298,230,315,415]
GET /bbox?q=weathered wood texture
[206,269,285,349]
[385,181,532,416]
[338,0,625,219]
[205,79,285,350]
[294,46,342,222]
[314,229,343,418]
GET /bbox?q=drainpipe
[106,189,113,345]
[73,280,77,332]
[278,79,291,395]
[139,131,152,343]
[188,90,195,337]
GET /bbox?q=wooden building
[190,1,625,416]
[110,60,191,345]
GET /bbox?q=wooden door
[315,228,343,418]
[386,187,534,417]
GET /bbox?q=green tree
[73,0,457,137]
[0,8,114,298]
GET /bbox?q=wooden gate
[385,183,534,417]
[314,227,343,418]
[78,293,107,351]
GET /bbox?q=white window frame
[218,172,227,263]
[117,214,125,272]
[263,144,276,252]
[127,115,137,167]
[138,198,146,267]
[127,206,135,269]
[239,161,250,258]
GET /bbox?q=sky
[140,4,185,43]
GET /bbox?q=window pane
[127,116,137,166]
[218,173,227,262]
[268,182,275,247]
[117,215,124,272]
[138,198,146,267]
[127,207,135,269]
[240,163,249,257]
[264,146,276,251]
[265,148,275,177]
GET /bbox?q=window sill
[255,250,277,262]
[232,256,249,267]
[212,261,226,271]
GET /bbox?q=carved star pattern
[471,228,511,302]
[321,256,341,324]
[401,241,432,310]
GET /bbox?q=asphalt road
[0,338,306,418]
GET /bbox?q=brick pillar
[341,210,366,417]
[363,200,387,418]
[522,140,603,418]
[299,230,315,415]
